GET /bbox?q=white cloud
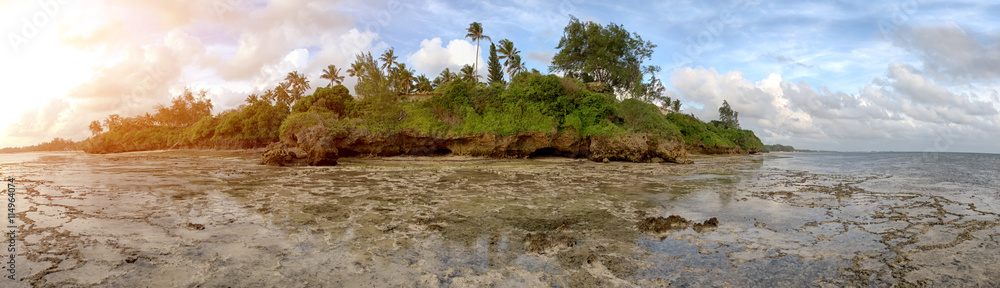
[406,37,483,77]
[668,65,1000,152]
[526,50,554,66]
[892,24,1000,84]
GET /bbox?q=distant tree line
[0,138,80,153]
[764,144,796,152]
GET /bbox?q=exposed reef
[262,125,720,166]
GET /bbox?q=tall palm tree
[465,22,490,81]
[284,71,310,104]
[379,48,397,73]
[497,39,520,81]
[497,39,518,67]
[320,64,345,87]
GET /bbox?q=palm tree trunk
[474,39,480,80]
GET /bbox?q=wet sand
[2,151,998,287]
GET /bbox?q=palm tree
[460,64,476,81]
[379,48,397,73]
[433,68,453,88]
[273,82,291,105]
[415,74,432,93]
[284,71,310,104]
[440,68,456,83]
[245,93,263,105]
[347,61,364,79]
[507,54,525,80]
[391,63,415,94]
[497,39,518,67]
[320,64,345,87]
[465,22,490,81]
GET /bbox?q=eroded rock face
[269,124,693,166]
[307,140,338,166]
[588,135,688,163]
[261,142,295,166]
[294,125,339,166]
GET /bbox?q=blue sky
[2,0,999,153]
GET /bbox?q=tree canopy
[153,89,214,127]
[320,64,345,87]
[487,42,504,84]
[549,15,657,100]
[717,100,740,130]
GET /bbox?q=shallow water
[1,151,998,287]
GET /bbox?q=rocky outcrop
[262,125,339,166]
[588,134,688,163]
[265,124,692,166]
[294,125,339,166]
[261,142,295,166]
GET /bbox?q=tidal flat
[2,151,998,287]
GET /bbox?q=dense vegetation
[64,18,762,156]
[0,138,81,153]
[764,144,796,152]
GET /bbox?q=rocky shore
[259,124,747,166]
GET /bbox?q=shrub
[292,85,354,116]
[615,99,679,139]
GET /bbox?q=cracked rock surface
[1,151,997,287]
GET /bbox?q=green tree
[266,82,291,105]
[379,47,397,73]
[508,54,525,80]
[320,64,345,87]
[153,89,213,127]
[245,93,263,105]
[718,100,740,129]
[497,39,520,81]
[465,22,490,81]
[486,42,504,84]
[292,85,354,116]
[352,52,391,101]
[103,114,122,132]
[415,74,433,93]
[89,120,103,136]
[391,63,414,94]
[284,71,310,105]
[549,15,656,99]
[460,64,476,82]
[433,67,458,89]
[347,61,363,80]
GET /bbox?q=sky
[1,0,999,153]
